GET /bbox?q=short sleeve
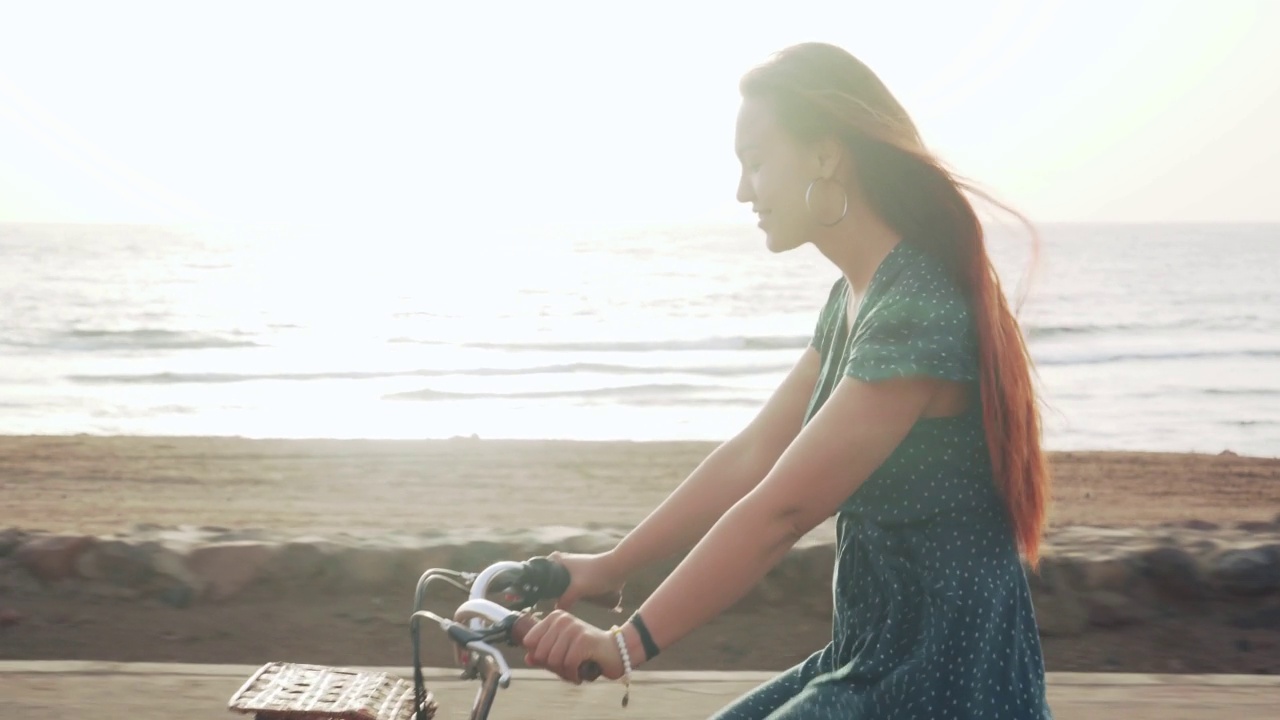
[843,279,978,383]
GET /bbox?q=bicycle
[227,555,622,720]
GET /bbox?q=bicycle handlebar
[494,556,624,611]
[410,555,619,718]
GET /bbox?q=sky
[1,0,1278,229]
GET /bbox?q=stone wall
[3,519,1279,638]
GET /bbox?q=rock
[1185,537,1222,555]
[561,531,619,555]
[795,543,836,579]
[330,545,401,592]
[0,528,28,557]
[13,535,96,583]
[1209,546,1280,596]
[1035,587,1089,636]
[506,526,618,557]
[1230,606,1280,631]
[138,541,203,595]
[1138,546,1204,600]
[157,585,196,609]
[207,528,272,543]
[627,555,682,601]
[1029,554,1086,597]
[75,540,153,587]
[50,578,142,600]
[1085,590,1151,628]
[390,545,457,587]
[1079,557,1133,592]
[753,576,791,607]
[1029,556,1089,636]
[186,542,277,601]
[0,558,43,594]
[1167,520,1220,531]
[2,521,1277,642]
[261,538,339,586]
[1239,520,1280,533]
[451,540,510,572]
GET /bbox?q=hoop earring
[805,178,848,227]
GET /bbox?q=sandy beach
[1,435,1278,676]
[2,435,1278,537]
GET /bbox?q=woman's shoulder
[848,243,980,382]
[888,242,966,298]
[870,242,972,323]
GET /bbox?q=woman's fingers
[522,610,576,671]
[565,632,598,684]
[519,610,613,685]
[519,609,554,654]
[546,621,578,681]
[530,614,559,666]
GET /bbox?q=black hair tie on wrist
[628,612,661,661]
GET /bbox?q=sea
[1,221,1276,457]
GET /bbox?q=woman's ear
[814,135,846,180]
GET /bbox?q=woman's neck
[813,205,902,297]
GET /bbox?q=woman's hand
[548,550,626,611]
[520,610,627,684]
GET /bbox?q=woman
[520,42,1054,719]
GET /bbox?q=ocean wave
[1027,324,1138,339]
[387,335,811,352]
[384,382,762,406]
[1203,387,1280,396]
[1035,347,1280,366]
[1045,387,1280,401]
[66,361,794,385]
[8,329,263,352]
[1026,316,1275,339]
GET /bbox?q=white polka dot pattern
[710,242,1053,719]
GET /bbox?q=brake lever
[463,639,514,688]
[412,610,513,646]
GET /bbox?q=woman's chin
[764,230,799,254]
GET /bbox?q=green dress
[710,241,1053,719]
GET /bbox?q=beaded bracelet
[609,625,632,707]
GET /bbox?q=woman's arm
[602,347,822,580]
[621,374,941,661]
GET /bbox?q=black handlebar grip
[544,559,572,597]
[523,556,624,610]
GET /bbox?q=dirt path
[3,663,1279,720]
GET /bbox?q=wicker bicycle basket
[228,662,436,720]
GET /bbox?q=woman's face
[735,97,840,253]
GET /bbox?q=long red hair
[742,43,1051,569]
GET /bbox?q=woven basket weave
[228,662,435,720]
